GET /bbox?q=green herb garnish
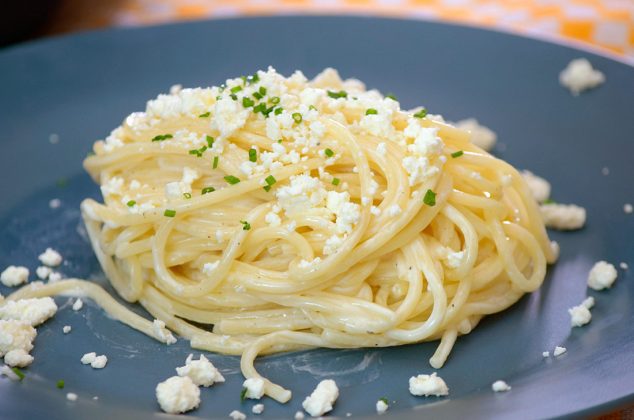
[12,367,25,381]
[324,148,334,157]
[292,113,302,124]
[212,156,219,169]
[248,148,257,162]
[230,86,242,94]
[413,108,428,119]
[126,200,136,207]
[242,97,255,108]
[423,189,436,206]
[198,112,210,118]
[327,90,347,99]
[151,134,173,142]
[201,187,216,195]
[332,177,340,186]
[269,96,280,105]
[183,193,192,199]
[365,108,378,115]
[451,150,464,158]
[164,209,176,217]
[206,135,215,148]
[57,380,65,389]
[240,387,248,401]
[385,93,397,101]
[240,220,251,231]
[224,175,241,185]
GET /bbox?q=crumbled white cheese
[550,241,560,261]
[491,380,511,392]
[277,175,327,216]
[243,377,265,400]
[176,354,224,387]
[521,170,551,203]
[559,58,605,95]
[376,142,387,156]
[0,297,57,326]
[1,266,29,287]
[49,198,62,209]
[66,393,78,401]
[542,351,550,358]
[302,379,339,417]
[620,262,629,270]
[294,411,305,420]
[155,375,200,414]
[540,203,586,230]
[376,399,388,414]
[81,352,108,369]
[370,206,381,216]
[100,176,124,197]
[229,410,247,420]
[264,211,282,227]
[587,261,617,290]
[48,272,62,283]
[323,235,344,255]
[72,298,83,311]
[402,155,437,186]
[252,403,264,414]
[386,204,402,217]
[152,319,177,344]
[3,349,33,367]
[326,191,360,234]
[624,203,633,214]
[38,248,63,267]
[165,182,182,200]
[36,266,52,280]
[0,320,36,357]
[569,303,592,328]
[212,96,250,140]
[455,118,497,151]
[63,325,72,334]
[0,364,20,380]
[553,346,567,356]
[408,373,449,397]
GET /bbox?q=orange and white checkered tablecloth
[52,0,634,62]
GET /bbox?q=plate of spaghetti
[1,16,633,420]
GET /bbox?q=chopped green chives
[264,175,276,186]
[309,105,317,111]
[324,148,334,157]
[206,135,215,148]
[423,189,436,206]
[230,86,242,94]
[385,93,397,101]
[543,198,557,205]
[189,146,207,157]
[327,90,348,99]
[262,106,275,118]
[183,193,192,199]
[212,156,219,169]
[413,108,428,119]
[277,139,283,143]
[248,73,260,84]
[379,397,389,405]
[230,94,238,101]
[248,148,257,162]
[224,175,241,185]
[274,107,283,115]
[451,150,464,158]
[253,91,263,100]
[201,187,216,195]
[269,96,280,104]
[12,367,25,380]
[126,200,136,207]
[292,113,302,123]
[365,108,378,115]
[240,387,248,401]
[242,97,255,107]
[259,86,267,96]
[198,112,210,118]
[332,177,340,186]
[151,134,173,142]
[253,103,267,114]
[240,220,251,231]
[57,380,65,389]
[164,209,176,217]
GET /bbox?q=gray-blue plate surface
[1,16,633,419]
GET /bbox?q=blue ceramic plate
[1,16,633,420]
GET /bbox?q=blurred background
[1,0,633,62]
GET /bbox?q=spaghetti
[9,68,556,403]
